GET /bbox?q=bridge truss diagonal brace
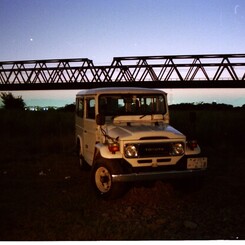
[1,54,245,90]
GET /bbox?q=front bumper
[112,155,207,182]
[112,168,206,182]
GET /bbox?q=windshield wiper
[139,114,148,119]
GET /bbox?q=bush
[169,108,245,147]
[0,92,26,110]
[0,110,75,157]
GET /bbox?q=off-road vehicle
[75,87,207,199]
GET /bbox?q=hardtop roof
[76,87,167,96]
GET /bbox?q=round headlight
[171,143,184,156]
[124,144,138,158]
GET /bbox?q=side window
[76,98,84,118]
[86,98,95,119]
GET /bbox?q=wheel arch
[76,135,83,156]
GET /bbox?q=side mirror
[96,114,105,125]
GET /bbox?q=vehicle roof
[76,87,167,96]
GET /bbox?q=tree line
[0,92,75,112]
[1,92,245,111]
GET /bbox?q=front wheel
[91,158,128,199]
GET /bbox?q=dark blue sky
[1,0,245,106]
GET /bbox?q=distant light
[30,38,33,42]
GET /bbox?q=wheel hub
[100,175,110,184]
[95,166,112,193]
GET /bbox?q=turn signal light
[108,143,120,154]
[188,140,198,150]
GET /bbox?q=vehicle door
[75,97,85,155]
[83,96,97,165]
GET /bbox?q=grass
[0,110,75,158]
[0,109,244,240]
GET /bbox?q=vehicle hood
[106,124,185,141]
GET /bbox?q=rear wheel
[77,140,90,170]
[79,155,90,170]
[91,158,128,199]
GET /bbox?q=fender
[95,143,123,160]
[185,144,201,155]
[76,135,83,156]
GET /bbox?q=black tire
[91,158,128,199]
[79,154,90,171]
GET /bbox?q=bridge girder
[0,54,245,90]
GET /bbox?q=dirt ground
[0,145,244,240]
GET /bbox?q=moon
[234,4,240,15]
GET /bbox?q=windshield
[99,94,166,116]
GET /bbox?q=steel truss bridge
[0,54,245,90]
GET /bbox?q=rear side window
[76,98,84,118]
[86,98,95,119]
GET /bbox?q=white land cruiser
[75,87,207,199]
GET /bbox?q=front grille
[138,143,172,157]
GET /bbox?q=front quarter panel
[185,144,201,155]
[95,143,123,160]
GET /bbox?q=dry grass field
[0,109,244,240]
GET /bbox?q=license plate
[187,157,207,169]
